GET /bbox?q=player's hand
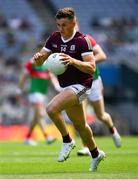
[59,53,75,67]
[33,52,45,66]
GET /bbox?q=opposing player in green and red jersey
[17,59,57,146]
[77,34,121,156]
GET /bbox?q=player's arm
[33,32,57,66]
[60,53,96,75]
[73,53,96,74]
[15,72,28,96]
[33,48,51,66]
[49,72,62,92]
[16,60,32,94]
[18,73,27,90]
[93,44,107,63]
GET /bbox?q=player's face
[56,18,75,39]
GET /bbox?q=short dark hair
[55,7,75,20]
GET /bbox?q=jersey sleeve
[44,32,56,52]
[24,60,32,74]
[86,34,97,47]
[79,36,93,57]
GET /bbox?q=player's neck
[61,29,76,43]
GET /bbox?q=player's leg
[24,104,38,146]
[66,103,96,150]
[46,89,78,136]
[90,77,121,147]
[92,99,121,147]
[46,84,106,170]
[88,77,113,127]
[77,99,120,155]
[77,100,91,156]
[46,84,92,138]
[77,77,121,154]
[46,88,77,161]
[36,103,56,144]
[66,103,105,171]
[91,97,113,128]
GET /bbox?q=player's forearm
[18,75,26,90]
[94,53,107,63]
[93,45,107,63]
[49,73,61,91]
[16,75,26,95]
[72,58,96,74]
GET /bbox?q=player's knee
[95,111,103,120]
[46,104,57,117]
[97,112,109,122]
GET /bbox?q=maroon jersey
[44,31,93,88]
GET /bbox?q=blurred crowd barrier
[0,124,75,141]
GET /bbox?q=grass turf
[0,136,138,179]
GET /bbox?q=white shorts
[28,93,46,104]
[63,84,91,103]
[88,76,103,102]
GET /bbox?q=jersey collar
[61,29,77,43]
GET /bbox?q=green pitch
[0,136,138,179]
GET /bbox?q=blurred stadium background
[0,0,138,141]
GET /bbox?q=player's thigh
[91,97,105,117]
[88,76,103,102]
[65,103,86,127]
[47,89,78,113]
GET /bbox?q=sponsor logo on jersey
[52,44,57,48]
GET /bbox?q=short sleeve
[44,32,55,52]
[79,36,93,57]
[87,34,97,47]
[24,60,32,74]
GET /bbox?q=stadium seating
[49,0,138,34]
[0,0,44,52]
[0,0,44,36]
